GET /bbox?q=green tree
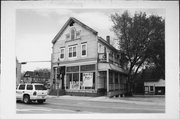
[111,11,165,95]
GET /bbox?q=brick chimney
[106,36,110,44]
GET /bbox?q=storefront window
[66,74,72,89]
[71,73,79,89]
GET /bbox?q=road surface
[17,96,165,114]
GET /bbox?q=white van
[16,83,48,104]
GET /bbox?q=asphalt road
[16,96,165,113]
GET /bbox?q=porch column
[79,65,81,89]
[55,68,57,89]
[107,69,109,92]
[118,73,120,90]
[113,72,115,90]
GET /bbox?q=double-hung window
[69,45,76,58]
[81,43,87,57]
[60,48,65,59]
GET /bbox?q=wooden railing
[98,52,121,67]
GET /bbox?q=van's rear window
[35,85,47,90]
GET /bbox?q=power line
[20,61,51,64]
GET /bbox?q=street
[16,95,165,113]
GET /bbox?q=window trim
[68,45,77,59]
[60,47,65,60]
[81,43,87,57]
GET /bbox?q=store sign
[66,66,79,72]
[83,73,93,87]
[80,64,95,71]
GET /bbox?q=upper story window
[70,27,76,40]
[69,45,77,58]
[81,43,87,57]
[60,48,65,59]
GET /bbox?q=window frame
[68,45,77,59]
[60,47,65,60]
[81,43,87,57]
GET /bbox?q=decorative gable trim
[52,17,98,44]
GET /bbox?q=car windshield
[35,85,47,90]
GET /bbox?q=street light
[57,58,60,97]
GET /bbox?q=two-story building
[51,17,128,97]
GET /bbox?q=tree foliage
[111,11,165,92]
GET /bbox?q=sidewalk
[47,95,165,106]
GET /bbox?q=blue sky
[15,8,165,72]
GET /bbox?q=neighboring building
[144,79,165,95]
[23,71,50,87]
[51,17,128,97]
[16,58,21,86]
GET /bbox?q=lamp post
[57,58,60,97]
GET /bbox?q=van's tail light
[33,91,37,96]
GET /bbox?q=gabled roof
[52,17,98,44]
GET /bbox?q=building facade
[51,17,128,97]
[144,79,165,95]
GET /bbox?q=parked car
[16,83,48,104]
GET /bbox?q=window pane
[73,73,79,81]
[150,86,153,91]
[82,45,85,50]
[69,53,72,57]
[27,85,33,90]
[82,50,86,55]
[35,85,47,90]
[73,52,76,57]
[73,47,76,52]
[60,54,64,58]
[61,49,64,53]
[69,47,72,52]
[73,47,76,57]
[19,85,25,90]
[82,44,86,56]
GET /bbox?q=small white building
[144,79,165,95]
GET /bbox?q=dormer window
[66,27,81,41]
